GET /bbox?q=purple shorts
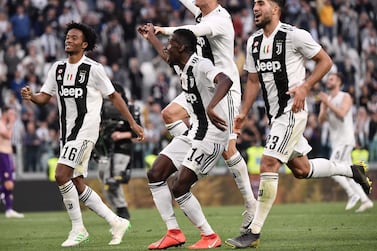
[0,153,15,182]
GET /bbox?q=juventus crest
[78,70,87,84]
[276,41,283,55]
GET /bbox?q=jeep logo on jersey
[255,60,282,73]
[78,70,87,83]
[59,86,84,98]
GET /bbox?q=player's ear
[82,41,88,50]
[178,44,185,53]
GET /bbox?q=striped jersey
[244,22,321,121]
[41,55,115,144]
[327,91,355,147]
[179,53,229,145]
[185,3,241,94]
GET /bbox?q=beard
[255,16,272,29]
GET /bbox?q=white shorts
[264,111,312,163]
[330,144,353,165]
[58,140,94,178]
[171,92,190,114]
[160,135,224,178]
[172,90,241,140]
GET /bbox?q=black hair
[271,0,285,9]
[173,29,197,54]
[65,22,97,51]
[1,105,11,113]
[333,72,344,84]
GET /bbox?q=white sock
[332,176,355,197]
[250,173,278,234]
[176,192,214,236]
[166,120,188,137]
[59,180,84,230]
[225,152,256,211]
[149,181,179,230]
[307,158,353,178]
[79,186,118,225]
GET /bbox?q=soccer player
[21,22,144,247]
[0,106,24,218]
[318,73,374,212]
[225,0,372,248]
[138,24,232,249]
[154,0,257,234]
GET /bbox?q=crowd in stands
[0,0,376,175]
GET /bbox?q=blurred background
[0,0,376,211]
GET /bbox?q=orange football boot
[148,229,186,250]
[188,233,221,249]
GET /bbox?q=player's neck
[179,54,192,70]
[200,3,218,16]
[68,52,84,64]
[263,20,279,37]
[329,88,339,97]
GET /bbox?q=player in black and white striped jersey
[154,0,257,235]
[138,24,232,249]
[225,0,372,248]
[21,22,144,248]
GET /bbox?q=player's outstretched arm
[108,91,144,141]
[179,0,200,15]
[137,23,168,62]
[21,86,52,105]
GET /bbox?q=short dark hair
[333,72,344,84]
[1,105,11,113]
[173,29,197,53]
[271,0,285,9]
[65,22,97,51]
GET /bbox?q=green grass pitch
[0,202,376,250]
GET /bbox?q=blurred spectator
[337,4,358,49]
[3,44,21,87]
[149,72,169,108]
[23,120,41,172]
[58,4,81,32]
[128,57,144,101]
[304,112,323,158]
[104,32,125,66]
[144,101,165,156]
[110,63,130,93]
[355,106,370,149]
[43,5,59,32]
[10,5,31,50]
[355,0,377,29]
[120,9,137,65]
[21,43,45,78]
[368,110,377,161]
[316,0,335,42]
[36,120,51,172]
[39,24,59,63]
[10,70,26,104]
[359,84,370,110]
[0,10,13,48]
[319,121,331,159]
